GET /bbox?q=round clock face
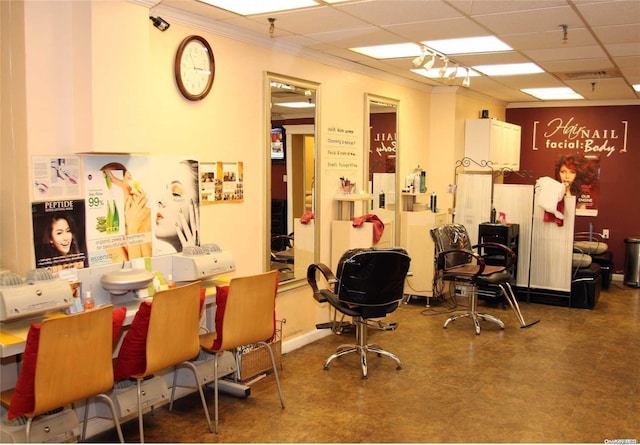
[175,35,215,101]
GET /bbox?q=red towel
[543,200,565,227]
[351,214,385,244]
[300,210,315,224]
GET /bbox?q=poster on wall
[554,153,600,217]
[32,156,82,200]
[200,161,243,204]
[82,155,200,266]
[32,199,88,272]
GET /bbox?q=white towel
[536,176,565,220]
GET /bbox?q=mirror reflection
[267,75,318,283]
[366,95,399,243]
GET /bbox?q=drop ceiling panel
[574,0,640,26]
[524,45,608,62]
[473,7,583,35]
[386,18,489,41]
[334,0,461,24]
[500,28,596,50]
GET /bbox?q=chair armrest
[436,248,486,278]
[307,263,337,302]
[473,241,516,269]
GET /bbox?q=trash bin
[624,237,640,287]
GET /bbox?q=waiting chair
[306,247,411,379]
[125,282,212,443]
[430,224,538,335]
[0,306,124,443]
[200,270,285,433]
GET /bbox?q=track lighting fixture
[447,64,458,80]
[462,68,471,87]
[412,47,427,68]
[149,16,170,31]
[423,52,436,71]
[438,58,448,78]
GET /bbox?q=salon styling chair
[307,247,411,379]
[430,224,538,335]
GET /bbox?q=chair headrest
[335,248,410,306]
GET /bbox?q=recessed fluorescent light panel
[521,87,584,100]
[276,102,315,108]
[411,68,481,79]
[634,84,640,92]
[473,63,543,76]
[198,0,319,15]
[350,43,422,59]
[422,36,512,55]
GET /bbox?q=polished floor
[92,281,639,443]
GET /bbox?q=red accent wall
[505,105,640,274]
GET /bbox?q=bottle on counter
[379,190,385,209]
[430,192,437,213]
[167,274,177,289]
[83,291,95,311]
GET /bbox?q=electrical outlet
[602,229,609,239]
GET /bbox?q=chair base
[323,319,401,379]
[444,286,505,335]
[443,311,505,335]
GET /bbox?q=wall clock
[174,35,215,101]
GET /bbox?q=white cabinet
[400,211,448,298]
[464,119,521,171]
[331,217,393,271]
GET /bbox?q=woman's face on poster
[155,164,197,238]
[50,218,73,255]
[558,164,576,190]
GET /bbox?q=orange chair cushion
[8,307,127,419]
[209,285,229,351]
[113,301,151,382]
[7,323,40,419]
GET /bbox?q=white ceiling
[155,0,640,103]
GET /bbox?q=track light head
[448,65,458,80]
[438,59,448,78]
[423,53,436,71]
[412,47,427,68]
[149,16,170,32]
[462,69,471,88]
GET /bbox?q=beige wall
[0,1,504,349]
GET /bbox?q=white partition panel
[493,184,534,287]
[529,196,576,292]
[454,173,492,246]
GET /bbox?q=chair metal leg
[92,394,125,443]
[501,282,540,328]
[213,353,219,434]
[170,361,214,433]
[136,378,145,444]
[259,341,285,409]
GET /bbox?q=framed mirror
[265,73,319,284]
[365,94,399,244]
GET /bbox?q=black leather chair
[307,247,411,379]
[430,224,538,334]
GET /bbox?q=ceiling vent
[556,69,621,80]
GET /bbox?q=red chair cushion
[112,306,127,346]
[7,323,40,419]
[210,285,229,351]
[113,301,151,382]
